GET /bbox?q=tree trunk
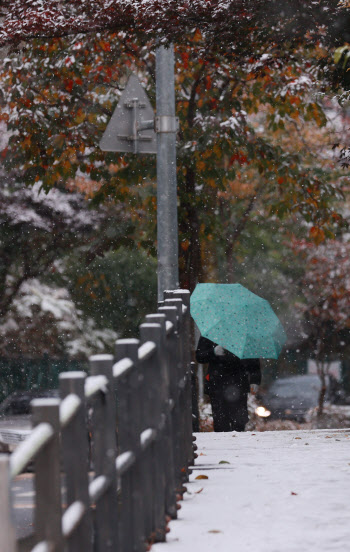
[223,186,262,283]
[225,241,236,283]
[178,167,203,293]
[317,362,327,418]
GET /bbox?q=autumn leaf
[310,226,325,244]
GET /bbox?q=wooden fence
[0,289,196,552]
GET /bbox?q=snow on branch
[0,0,343,48]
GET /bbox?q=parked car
[0,389,59,452]
[255,374,348,423]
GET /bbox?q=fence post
[0,455,16,552]
[89,354,119,552]
[158,304,182,501]
[145,314,169,407]
[32,398,63,551]
[191,361,200,432]
[163,296,189,487]
[59,371,93,552]
[172,290,195,465]
[114,338,145,552]
[146,313,177,520]
[139,322,166,543]
[135,337,155,542]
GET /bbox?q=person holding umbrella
[191,283,286,432]
[196,336,261,432]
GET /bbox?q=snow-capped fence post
[161,299,183,494]
[59,371,93,552]
[146,312,178,520]
[89,354,119,552]
[32,398,63,550]
[146,313,177,523]
[158,303,182,511]
[137,333,159,540]
[139,322,167,542]
[164,294,189,490]
[172,290,195,468]
[114,338,144,552]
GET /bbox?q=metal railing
[0,290,196,552]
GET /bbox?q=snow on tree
[292,236,350,415]
[0,1,346,49]
[0,168,140,356]
[0,278,118,358]
[0,170,101,318]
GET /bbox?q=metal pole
[156,45,179,301]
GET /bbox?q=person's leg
[210,395,232,432]
[221,384,249,432]
[229,394,249,432]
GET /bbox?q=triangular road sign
[100,74,157,154]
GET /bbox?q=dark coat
[196,336,261,396]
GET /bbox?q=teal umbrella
[190,283,286,359]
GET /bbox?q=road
[12,473,34,539]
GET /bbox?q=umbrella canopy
[191,283,286,359]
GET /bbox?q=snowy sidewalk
[154,429,350,552]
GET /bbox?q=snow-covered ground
[154,429,350,552]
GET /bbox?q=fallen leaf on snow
[195,488,204,494]
[208,530,222,533]
[195,475,209,480]
[219,460,230,464]
[291,492,298,495]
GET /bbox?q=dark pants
[210,385,248,432]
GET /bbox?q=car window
[0,390,59,416]
[3,397,31,416]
